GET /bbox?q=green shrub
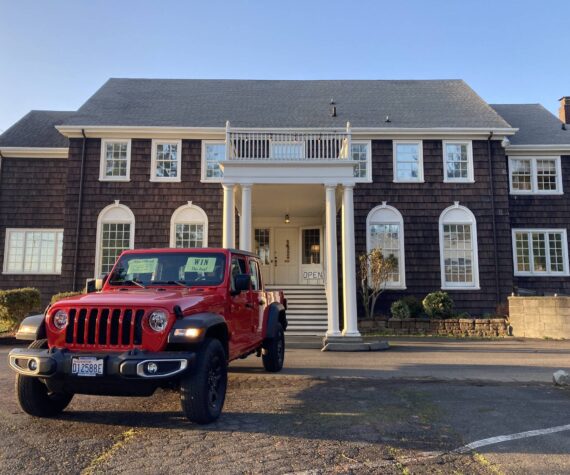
[423,291,454,319]
[391,300,411,319]
[50,291,83,305]
[401,296,423,317]
[0,288,41,332]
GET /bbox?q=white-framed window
[351,141,372,181]
[439,203,479,289]
[151,139,182,182]
[271,141,305,159]
[509,156,563,194]
[99,139,131,181]
[512,229,569,276]
[443,141,474,183]
[366,203,406,288]
[3,229,63,275]
[95,201,135,275]
[393,140,424,182]
[170,202,208,248]
[201,141,226,182]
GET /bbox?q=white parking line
[455,423,570,453]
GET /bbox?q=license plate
[71,357,104,377]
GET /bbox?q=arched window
[170,202,208,248]
[439,202,479,289]
[366,202,406,288]
[95,201,135,275]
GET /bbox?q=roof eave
[0,147,69,159]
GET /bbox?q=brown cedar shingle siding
[0,157,68,304]
[352,139,513,316]
[509,154,570,295]
[61,138,223,291]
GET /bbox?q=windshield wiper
[167,280,191,287]
[122,279,146,289]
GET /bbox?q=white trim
[393,140,424,183]
[0,147,68,159]
[2,228,63,275]
[506,144,570,154]
[56,124,518,140]
[366,203,406,289]
[99,139,132,182]
[351,140,373,183]
[442,140,474,183]
[150,139,182,182]
[438,202,480,290]
[511,228,569,276]
[201,140,225,183]
[94,201,135,276]
[169,202,209,248]
[508,156,563,195]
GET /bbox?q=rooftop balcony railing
[226,122,352,161]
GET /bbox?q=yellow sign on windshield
[127,258,158,275]
[184,257,217,273]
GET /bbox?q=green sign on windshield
[127,258,158,275]
[184,257,217,273]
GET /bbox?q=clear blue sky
[1,0,568,132]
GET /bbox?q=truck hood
[51,288,222,312]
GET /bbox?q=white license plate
[71,357,104,377]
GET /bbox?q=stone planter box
[360,317,509,337]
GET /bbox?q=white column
[239,184,252,251]
[325,185,341,337]
[341,184,361,337]
[222,183,235,248]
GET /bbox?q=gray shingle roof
[490,104,570,146]
[61,79,512,129]
[0,110,73,148]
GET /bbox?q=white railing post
[225,120,231,160]
[346,121,352,160]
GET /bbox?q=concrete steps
[267,285,327,336]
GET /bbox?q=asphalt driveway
[0,337,569,474]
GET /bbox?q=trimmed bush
[401,296,423,318]
[50,291,83,305]
[0,288,41,332]
[391,300,411,319]
[423,291,454,319]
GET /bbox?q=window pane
[536,159,558,191]
[515,232,530,272]
[531,233,547,272]
[155,143,179,178]
[104,142,129,178]
[351,143,369,178]
[443,224,473,284]
[101,223,131,274]
[369,223,400,283]
[175,223,204,248]
[249,260,260,290]
[395,143,420,180]
[254,228,271,265]
[511,159,532,191]
[549,232,565,272]
[205,143,225,178]
[5,230,62,273]
[445,143,469,179]
[302,229,320,265]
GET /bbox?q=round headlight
[53,310,68,330]
[148,311,168,332]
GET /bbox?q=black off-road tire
[180,338,227,424]
[16,339,73,418]
[262,323,285,372]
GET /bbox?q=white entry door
[254,228,273,284]
[274,227,299,284]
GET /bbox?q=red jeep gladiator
[9,248,287,424]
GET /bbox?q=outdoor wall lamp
[284,214,290,224]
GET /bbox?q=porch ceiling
[248,184,326,218]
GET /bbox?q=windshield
[108,252,227,287]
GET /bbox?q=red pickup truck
[9,248,287,424]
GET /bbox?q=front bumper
[8,347,196,380]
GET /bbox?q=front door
[254,228,273,284]
[274,227,299,284]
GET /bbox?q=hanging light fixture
[284,214,290,224]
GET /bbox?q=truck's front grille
[65,308,145,348]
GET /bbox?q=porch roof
[60,79,511,130]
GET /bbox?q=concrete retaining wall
[360,318,509,337]
[509,296,570,339]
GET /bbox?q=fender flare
[264,302,287,340]
[16,314,46,341]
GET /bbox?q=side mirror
[233,274,251,294]
[86,274,108,293]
